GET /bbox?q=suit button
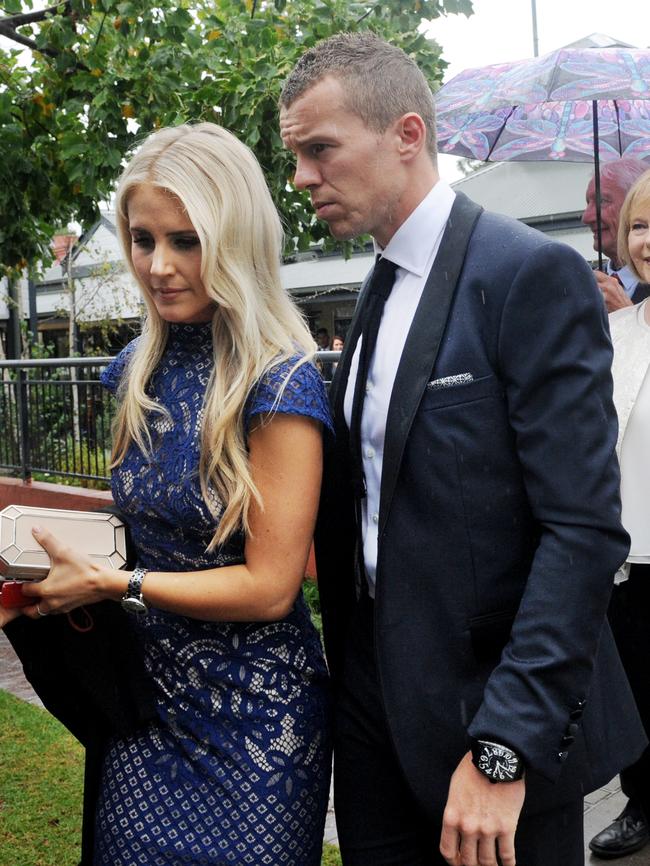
[569,709,583,721]
[558,751,569,762]
[561,735,575,746]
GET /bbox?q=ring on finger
[36,604,49,617]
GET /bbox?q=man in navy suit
[280,32,646,866]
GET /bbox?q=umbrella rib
[485,105,516,161]
[545,48,566,102]
[613,100,623,155]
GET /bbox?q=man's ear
[395,112,428,161]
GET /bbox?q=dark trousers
[609,565,650,818]
[334,594,584,866]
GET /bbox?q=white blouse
[610,299,650,564]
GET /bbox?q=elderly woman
[590,168,650,860]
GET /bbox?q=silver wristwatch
[121,566,150,615]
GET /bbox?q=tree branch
[355,3,377,23]
[0,24,60,59]
[0,1,72,29]
[0,1,73,60]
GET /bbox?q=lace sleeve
[245,356,333,433]
[99,339,139,394]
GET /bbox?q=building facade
[0,161,596,358]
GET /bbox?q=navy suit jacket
[314,193,647,817]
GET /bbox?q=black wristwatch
[470,738,524,783]
[121,566,150,615]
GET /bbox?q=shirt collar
[607,262,639,297]
[373,181,456,277]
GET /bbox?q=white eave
[280,252,373,294]
[451,161,596,259]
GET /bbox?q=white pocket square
[427,373,474,390]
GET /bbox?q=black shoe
[589,801,650,860]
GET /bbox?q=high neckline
[167,321,213,351]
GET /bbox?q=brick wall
[0,477,113,512]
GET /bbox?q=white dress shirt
[343,180,456,595]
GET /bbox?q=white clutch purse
[0,504,128,580]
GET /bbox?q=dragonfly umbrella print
[435,44,650,266]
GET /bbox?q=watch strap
[470,738,524,783]
[127,566,148,599]
[121,566,149,613]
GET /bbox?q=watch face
[476,743,520,782]
[121,596,148,615]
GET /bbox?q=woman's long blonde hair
[113,123,315,547]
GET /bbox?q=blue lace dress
[96,323,333,866]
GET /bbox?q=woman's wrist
[92,565,131,602]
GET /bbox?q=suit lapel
[632,281,650,304]
[378,193,482,534]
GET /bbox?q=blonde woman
[17,124,333,865]
[590,169,650,860]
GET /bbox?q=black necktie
[349,256,398,499]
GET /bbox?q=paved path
[585,782,650,865]
[1,631,649,863]
[0,630,42,707]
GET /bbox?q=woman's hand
[19,526,112,618]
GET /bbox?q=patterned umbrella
[435,45,650,266]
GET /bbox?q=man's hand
[439,751,525,866]
[593,270,633,313]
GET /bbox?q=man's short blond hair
[280,31,437,161]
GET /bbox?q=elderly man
[582,158,650,312]
[280,31,645,866]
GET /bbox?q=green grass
[321,843,343,865]
[303,576,323,636]
[0,691,84,866]
[0,690,342,865]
